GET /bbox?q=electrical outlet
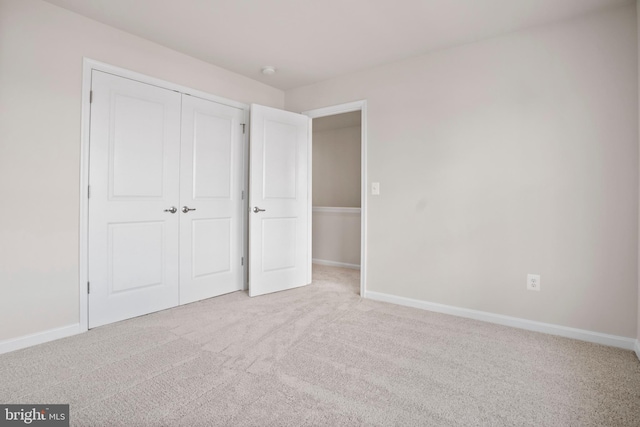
[527,274,541,291]
[371,182,380,195]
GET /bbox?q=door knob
[164,206,177,214]
[253,207,266,213]
[182,206,196,213]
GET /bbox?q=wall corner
[637,0,640,348]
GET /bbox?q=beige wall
[312,209,361,267]
[0,0,283,342]
[313,125,361,207]
[288,4,639,338]
[312,115,362,267]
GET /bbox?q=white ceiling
[43,0,630,90]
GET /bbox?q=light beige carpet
[1,264,639,426]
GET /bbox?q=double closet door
[88,71,244,328]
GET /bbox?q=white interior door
[88,71,181,328]
[249,104,311,297]
[179,95,245,304]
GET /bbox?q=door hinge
[241,123,246,134]
[241,257,244,266]
[87,282,90,294]
[241,190,244,200]
[88,185,91,198]
[90,90,93,104]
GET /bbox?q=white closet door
[249,104,311,297]
[179,95,245,304]
[88,71,181,328]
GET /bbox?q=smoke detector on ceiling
[261,66,276,76]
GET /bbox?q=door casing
[302,101,368,298]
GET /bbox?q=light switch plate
[372,182,380,195]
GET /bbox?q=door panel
[179,95,244,305]
[263,120,298,199]
[192,218,231,278]
[88,71,181,328]
[110,95,166,198]
[109,221,164,292]
[262,217,297,272]
[192,111,233,199]
[249,104,310,297]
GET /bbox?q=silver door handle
[253,207,266,213]
[182,206,196,213]
[164,206,177,214]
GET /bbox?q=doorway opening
[304,102,367,296]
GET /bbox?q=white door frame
[302,101,368,297]
[79,58,249,331]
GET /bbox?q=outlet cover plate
[527,274,541,291]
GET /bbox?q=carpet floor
[1,264,639,426]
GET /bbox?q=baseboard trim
[312,206,361,214]
[312,258,360,270]
[635,340,640,361]
[364,291,636,351]
[0,323,81,355]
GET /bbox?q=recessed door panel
[263,120,297,200]
[88,70,181,329]
[109,222,164,292]
[262,218,296,272]
[193,112,232,199]
[180,95,244,305]
[192,218,231,278]
[111,95,165,198]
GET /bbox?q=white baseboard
[635,340,640,361]
[312,206,361,214]
[364,291,636,351]
[0,323,81,355]
[313,258,360,270]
